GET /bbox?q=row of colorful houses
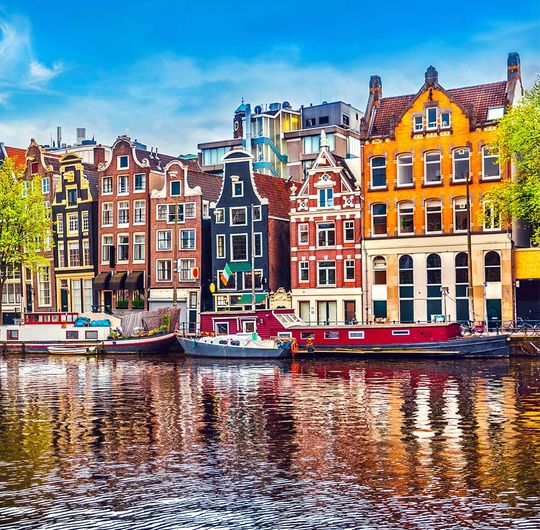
[1,52,538,329]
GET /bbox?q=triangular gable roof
[5,146,26,168]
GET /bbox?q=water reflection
[0,355,539,529]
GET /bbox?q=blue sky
[0,0,538,155]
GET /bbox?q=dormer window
[487,106,504,121]
[170,181,181,197]
[117,155,129,169]
[426,108,438,130]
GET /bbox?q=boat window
[7,330,18,340]
[392,330,410,336]
[277,332,292,339]
[85,330,98,340]
[219,340,228,345]
[348,331,365,339]
[66,331,79,339]
[215,322,229,335]
[301,332,314,339]
[324,331,340,339]
[230,340,240,346]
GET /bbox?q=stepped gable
[186,169,222,202]
[253,172,291,219]
[369,81,507,138]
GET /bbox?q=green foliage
[485,78,540,242]
[132,298,145,309]
[162,312,171,327]
[116,299,129,309]
[0,158,51,313]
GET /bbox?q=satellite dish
[254,105,263,115]
[282,101,291,109]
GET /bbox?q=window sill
[369,186,388,192]
[422,181,442,187]
[397,232,415,236]
[480,176,502,182]
[450,179,468,186]
[395,183,415,189]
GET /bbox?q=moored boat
[177,333,292,359]
[47,346,98,355]
[198,309,510,358]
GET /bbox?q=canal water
[0,355,539,529]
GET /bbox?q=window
[67,189,77,206]
[318,188,334,207]
[231,207,247,225]
[482,146,500,179]
[157,230,172,251]
[118,175,129,194]
[180,229,195,250]
[487,106,504,121]
[483,201,501,231]
[371,157,386,188]
[232,180,243,197]
[117,155,129,169]
[83,239,92,267]
[168,204,184,223]
[299,261,309,282]
[202,146,231,165]
[455,252,469,322]
[317,222,336,247]
[345,260,355,281]
[453,198,469,232]
[231,234,247,261]
[134,173,146,192]
[254,233,262,257]
[399,255,414,323]
[319,116,329,125]
[102,235,113,263]
[414,115,423,131]
[179,258,195,281]
[298,223,309,245]
[102,203,113,226]
[156,204,168,221]
[425,199,442,232]
[453,148,470,182]
[157,260,172,282]
[216,234,225,258]
[41,177,49,194]
[7,330,19,340]
[170,181,181,196]
[426,107,437,130]
[441,112,451,128]
[86,330,99,340]
[485,251,501,282]
[2,283,21,305]
[397,154,413,186]
[185,203,196,218]
[317,261,336,286]
[118,201,129,225]
[56,214,64,235]
[215,208,225,223]
[118,235,129,262]
[398,202,414,235]
[342,114,350,126]
[38,267,51,306]
[102,176,113,194]
[218,270,236,290]
[134,200,145,224]
[426,253,442,320]
[424,151,441,183]
[244,270,263,290]
[68,242,80,267]
[372,204,387,236]
[344,220,355,242]
[134,234,145,261]
[253,205,261,221]
[67,212,79,233]
[373,256,387,285]
[306,118,316,127]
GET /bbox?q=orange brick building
[361,53,522,325]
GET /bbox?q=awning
[235,293,266,305]
[109,271,127,291]
[229,262,252,273]
[93,272,111,291]
[125,271,144,291]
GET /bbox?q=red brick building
[289,135,363,324]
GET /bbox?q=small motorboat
[177,333,293,359]
[47,346,99,355]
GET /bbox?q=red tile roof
[253,172,291,219]
[187,169,223,201]
[135,149,202,172]
[5,147,26,168]
[369,81,507,137]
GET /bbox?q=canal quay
[0,354,539,529]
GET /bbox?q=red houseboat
[197,308,509,358]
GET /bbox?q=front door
[60,280,69,312]
[26,284,33,312]
[344,300,356,324]
[486,299,502,330]
[103,291,113,314]
[317,301,337,325]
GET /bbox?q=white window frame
[101,235,113,264]
[102,202,113,227]
[117,234,129,262]
[216,234,226,258]
[483,201,501,231]
[440,111,451,128]
[482,146,501,180]
[81,210,89,232]
[117,174,129,195]
[413,115,423,131]
[370,156,386,189]
[398,202,414,235]
[344,259,355,281]
[134,173,146,192]
[317,261,336,287]
[157,229,172,251]
[371,203,387,237]
[298,223,309,245]
[232,180,243,197]
[68,241,80,268]
[156,259,172,282]
[215,208,225,223]
[41,177,50,194]
[254,232,263,257]
[253,205,262,221]
[299,261,309,282]
[424,151,441,184]
[425,199,442,233]
[56,214,64,235]
[230,206,247,226]
[117,155,129,170]
[397,153,414,186]
[117,201,129,226]
[102,176,113,194]
[133,200,146,225]
[170,180,181,197]
[179,258,196,281]
[344,220,355,242]
[185,202,196,219]
[156,204,168,221]
[453,198,469,233]
[452,148,470,182]
[67,212,79,234]
[230,233,248,261]
[180,228,196,250]
[426,107,438,130]
[318,187,334,208]
[317,222,336,248]
[133,233,145,262]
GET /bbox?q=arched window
[424,151,441,184]
[371,203,387,236]
[397,154,413,186]
[425,199,442,232]
[399,255,414,323]
[455,252,469,322]
[427,253,442,321]
[373,256,387,285]
[398,201,414,234]
[452,148,470,182]
[485,251,501,282]
[373,256,387,320]
[371,157,386,188]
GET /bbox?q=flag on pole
[220,263,232,287]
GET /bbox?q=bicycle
[460,321,485,336]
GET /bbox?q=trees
[0,157,51,318]
[485,79,540,243]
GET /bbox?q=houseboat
[195,309,509,358]
[0,312,178,354]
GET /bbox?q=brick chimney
[93,145,106,167]
[425,65,438,86]
[363,75,382,136]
